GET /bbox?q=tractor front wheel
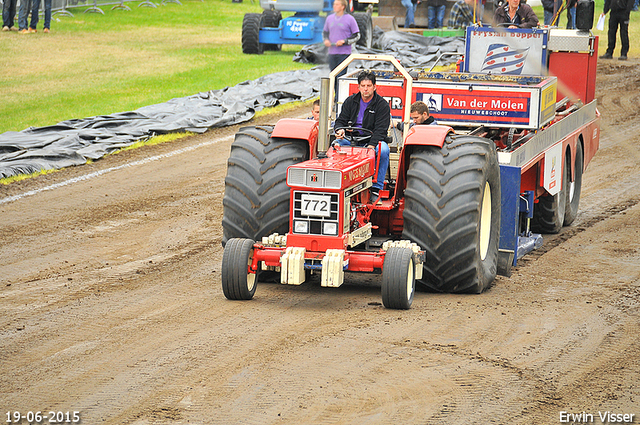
[402,136,501,293]
[222,238,258,300]
[381,247,415,309]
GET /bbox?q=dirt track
[1,60,640,425]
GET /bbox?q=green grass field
[0,0,637,134]
[0,0,313,133]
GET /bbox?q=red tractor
[221,27,600,309]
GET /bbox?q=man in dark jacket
[493,0,540,28]
[335,71,391,198]
[599,0,635,60]
[541,0,562,25]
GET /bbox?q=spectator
[401,0,420,28]
[18,0,38,33]
[493,0,540,28]
[541,0,562,25]
[323,0,360,79]
[599,0,635,60]
[334,71,391,199]
[566,0,577,28]
[42,0,53,33]
[427,0,446,28]
[2,0,18,31]
[449,0,481,28]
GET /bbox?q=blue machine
[242,0,372,54]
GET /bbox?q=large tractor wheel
[222,238,257,300]
[242,13,264,54]
[531,153,568,234]
[353,12,373,49]
[261,10,282,51]
[564,142,583,226]
[402,135,501,293]
[381,247,415,309]
[222,125,308,245]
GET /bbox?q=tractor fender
[272,119,319,156]
[403,124,453,148]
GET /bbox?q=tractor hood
[286,147,375,191]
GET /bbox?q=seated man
[334,70,391,199]
[493,0,539,28]
[395,100,438,131]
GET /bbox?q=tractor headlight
[294,220,309,234]
[323,222,338,236]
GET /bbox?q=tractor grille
[287,168,342,189]
[292,191,340,236]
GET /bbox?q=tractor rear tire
[402,135,501,293]
[353,12,373,49]
[564,142,583,226]
[222,125,308,245]
[242,13,263,54]
[531,153,568,234]
[222,238,258,300]
[261,10,282,51]
[381,247,415,309]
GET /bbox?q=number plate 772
[300,194,331,217]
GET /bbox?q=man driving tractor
[334,70,391,199]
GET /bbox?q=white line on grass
[0,134,235,206]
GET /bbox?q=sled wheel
[531,152,568,234]
[564,142,583,226]
[381,247,415,310]
[402,135,501,293]
[222,238,257,300]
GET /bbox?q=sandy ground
[1,59,640,425]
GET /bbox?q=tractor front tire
[353,12,373,49]
[222,238,258,300]
[381,247,415,309]
[242,13,263,54]
[402,136,501,293]
[531,153,568,234]
[564,142,583,226]
[222,125,308,245]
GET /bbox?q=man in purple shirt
[323,0,360,78]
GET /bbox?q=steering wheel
[333,126,375,147]
[496,23,521,28]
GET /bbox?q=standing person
[541,0,562,25]
[566,0,577,28]
[41,0,52,33]
[427,0,446,28]
[401,0,420,28]
[18,0,38,33]
[2,0,18,31]
[449,0,481,28]
[493,0,540,28]
[323,0,360,79]
[334,71,391,199]
[599,0,634,60]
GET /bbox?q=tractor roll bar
[317,54,414,154]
